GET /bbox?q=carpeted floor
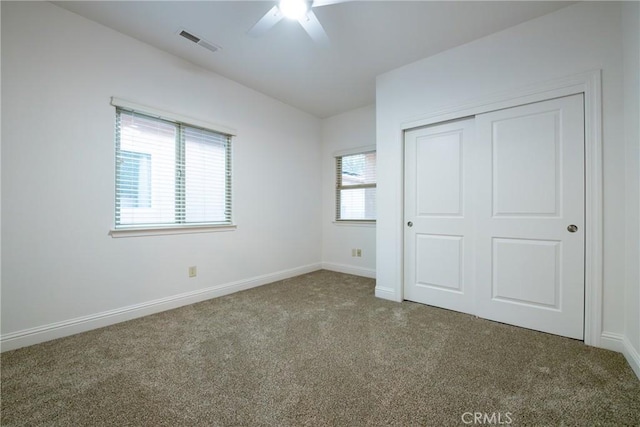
[1,270,639,426]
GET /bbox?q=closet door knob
[567,224,578,233]
[407,221,413,227]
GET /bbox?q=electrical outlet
[188,266,197,278]
[352,249,357,257]
[357,249,362,257]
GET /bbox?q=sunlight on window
[336,151,376,221]
[115,108,232,228]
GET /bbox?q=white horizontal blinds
[115,107,232,228]
[183,126,231,224]
[336,151,376,220]
[116,109,177,226]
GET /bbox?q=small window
[336,151,376,221]
[115,107,232,229]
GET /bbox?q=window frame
[109,97,237,238]
[335,147,377,223]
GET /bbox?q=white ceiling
[53,1,574,118]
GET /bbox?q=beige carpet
[2,270,639,426]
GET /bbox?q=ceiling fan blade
[311,0,349,7]
[298,10,330,47]
[248,5,284,37]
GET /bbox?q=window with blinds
[336,151,376,221]
[115,107,232,228]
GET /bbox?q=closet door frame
[399,70,603,347]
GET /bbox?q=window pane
[337,151,376,221]
[115,107,233,228]
[116,110,177,226]
[340,187,376,220]
[341,153,376,185]
[184,127,229,223]
[119,151,151,208]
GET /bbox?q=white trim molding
[600,332,640,379]
[600,331,627,353]
[110,224,237,238]
[111,97,237,136]
[332,221,376,228]
[375,285,398,301]
[322,262,376,279]
[1,263,322,352]
[623,337,640,379]
[396,70,603,347]
[333,145,376,158]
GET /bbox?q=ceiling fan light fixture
[278,0,309,20]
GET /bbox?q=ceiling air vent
[178,29,221,54]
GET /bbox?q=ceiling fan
[248,0,346,47]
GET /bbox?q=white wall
[377,2,631,354]
[623,1,640,377]
[1,1,322,349]
[0,2,3,326]
[321,105,376,278]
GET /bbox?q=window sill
[109,224,237,238]
[333,220,376,227]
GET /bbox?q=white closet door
[404,118,476,315]
[474,94,585,339]
[403,94,585,340]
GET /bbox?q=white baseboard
[622,336,640,379]
[599,331,626,352]
[600,331,640,380]
[321,262,376,279]
[1,263,322,352]
[375,285,398,302]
